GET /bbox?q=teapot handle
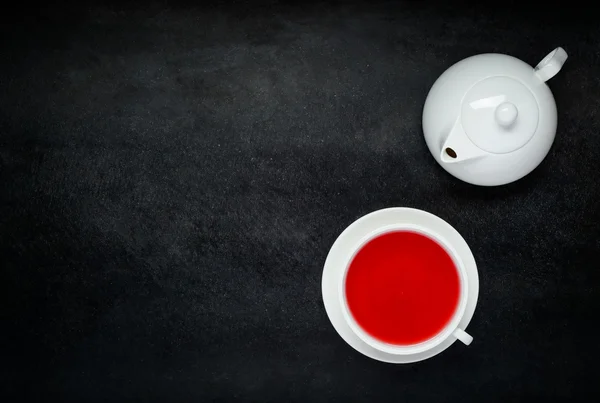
[534,47,568,82]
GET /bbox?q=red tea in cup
[344,230,461,345]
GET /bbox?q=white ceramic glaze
[337,223,473,355]
[423,47,568,186]
[322,208,479,363]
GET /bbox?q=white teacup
[338,223,473,355]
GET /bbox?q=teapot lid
[460,76,539,154]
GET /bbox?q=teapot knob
[495,102,518,128]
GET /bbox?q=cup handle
[453,328,473,346]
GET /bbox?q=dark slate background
[2,1,598,401]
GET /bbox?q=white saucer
[322,208,479,363]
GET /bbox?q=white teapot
[423,47,568,186]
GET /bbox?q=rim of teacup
[338,223,469,355]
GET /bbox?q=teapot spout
[441,118,488,164]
